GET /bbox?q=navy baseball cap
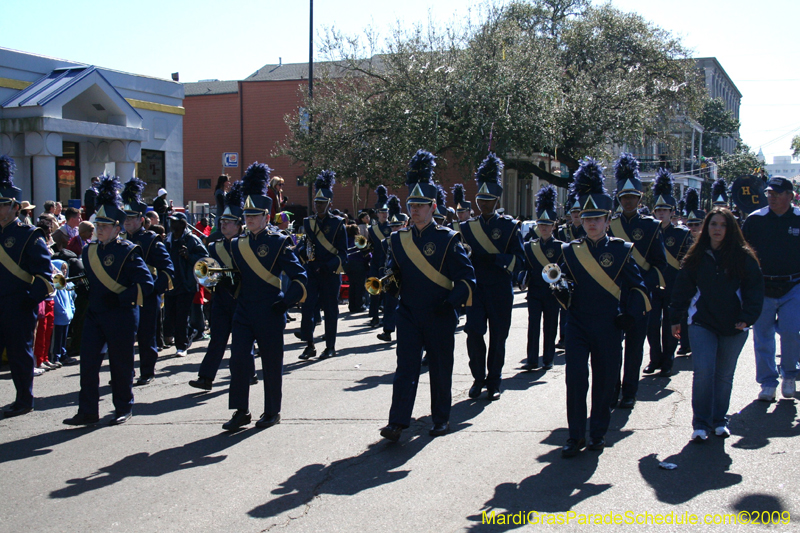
[169,212,188,222]
[765,176,793,193]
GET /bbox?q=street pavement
[1,290,798,532]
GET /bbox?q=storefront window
[56,142,79,205]
[137,150,165,204]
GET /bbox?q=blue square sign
[223,152,239,168]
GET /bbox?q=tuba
[542,263,573,309]
[348,234,372,252]
[365,270,400,296]
[53,273,88,291]
[194,257,238,288]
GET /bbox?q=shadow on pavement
[49,430,255,499]
[465,430,610,531]
[729,399,800,450]
[0,426,102,464]
[638,438,742,505]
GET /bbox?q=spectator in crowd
[19,200,35,225]
[54,202,65,225]
[67,221,94,255]
[214,174,230,222]
[52,207,81,251]
[154,188,170,231]
[196,217,212,238]
[84,176,100,217]
[670,208,763,441]
[144,211,159,230]
[267,176,287,218]
[42,200,56,218]
[50,259,75,367]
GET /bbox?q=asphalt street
[1,290,798,532]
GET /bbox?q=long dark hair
[215,174,229,192]
[681,207,758,279]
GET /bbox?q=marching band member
[644,169,691,377]
[676,188,705,356]
[433,185,448,225]
[222,162,307,431]
[121,178,174,386]
[608,153,666,409]
[522,185,564,371]
[451,184,472,229]
[64,177,153,426]
[560,158,649,457]
[367,186,391,329]
[0,156,54,419]
[380,150,475,441]
[298,171,348,360]
[376,196,407,343]
[460,153,525,401]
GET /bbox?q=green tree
[695,97,740,159]
[716,142,761,181]
[792,134,800,159]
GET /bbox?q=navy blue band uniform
[460,212,525,394]
[523,235,564,369]
[367,220,391,323]
[123,226,174,381]
[229,227,307,418]
[78,237,154,418]
[385,221,475,428]
[0,218,54,412]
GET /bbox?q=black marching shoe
[61,356,79,366]
[3,404,33,419]
[376,331,392,342]
[659,368,673,377]
[562,438,586,458]
[135,375,154,386]
[521,362,540,372]
[250,375,259,385]
[642,364,658,375]
[255,413,281,428]
[421,355,428,366]
[588,437,605,451]
[368,317,381,328]
[619,396,636,409]
[109,412,132,426]
[299,345,316,360]
[487,388,501,401]
[542,363,554,370]
[380,423,403,442]
[222,410,252,431]
[468,381,483,399]
[63,412,99,426]
[429,422,449,437]
[555,340,565,350]
[677,347,690,355]
[189,377,213,391]
[319,348,336,360]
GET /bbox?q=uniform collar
[412,221,435,237]
[584,234,608,248]
[0,217,20,231]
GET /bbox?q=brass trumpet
[347,234,372,253]
[542,263,573,309]
[53,273,88,291]
[365,270,399,296]
[194,257,238,288]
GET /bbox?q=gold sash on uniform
[467,219,516,272]
[398,231,453,291]
[215,241,234,269]
[572,243,622,301]
[88,244,144,305]
[237,236,282,290]
[665,249,681,270]
[309,219,339,255]
[530,241,550,269]
[609,217,650,271]
[0,242,33,284]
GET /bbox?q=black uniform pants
[527,293,560,367]
[163,291,194,350]
[646,291,678,371]
[466,282,513,390]
[0,296,37,409]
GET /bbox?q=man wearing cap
[222,162,307,431]
[298,170,348,360]
[607,153,666,409]
[560,158,649,457]
[644,169,691,377]
[64,176,154,426]
[121,178,175,385]
[367,185,391,328]
[0,156,54,419]
[460,153,525,401]
[379,150,475,442]
[163,212,208,357]
[742,176,800,401]
[376,196,407,343]
[522,185,564,371]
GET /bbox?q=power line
[735,79,800,82]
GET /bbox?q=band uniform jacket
[387,222,475,310]
[209,238,241,299]
[523,236,565,300]
[459,213,525,286]
[608,213,667,293]
[368,220,391,276]
[82,238,154,310]
[660,223,691,296]
[0,218,54,301]
[302,214,348,274]
[558,223,586,243]
[123,227,174,295]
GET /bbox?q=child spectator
[51,260,75,366]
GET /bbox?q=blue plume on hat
[475,153,503,186]
[638,205,651,216]
[315,169,336,191]
[121,177,145,205]
[612,189,620,211]
[677,199,685,214]
[406,150,436,186]
[387,195,401,219]
[652,168,673,197]
[684,188,699,213]
[226,180,244,209]
[536,185,557,214]
[97,176,122,207]
[242,162,271,197]
[375,185,388,206]
[0,155,16,187]
[570,157,607,197]
[712,178,728,203]
[436,185,446,206]
[452,183,465,206]
[613,152,640,182]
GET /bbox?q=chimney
[279,57,282,67]
[171,72,179,82]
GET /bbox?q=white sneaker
[758,385,777,402]
[175,350,186,357]
[715,426,730,438]
[781,377,796,399]
[41,361,56,370]
[33,367,45,376]
[691,429,708,442]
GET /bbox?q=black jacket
[670,249,764,336]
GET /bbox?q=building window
[137,150,166,204]
[198,179,211,189]
[56,141,80,206]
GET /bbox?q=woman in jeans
[670,207,763,441]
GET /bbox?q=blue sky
[4,0,798,162]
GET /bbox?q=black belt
[764,273,800,283]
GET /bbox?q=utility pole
[307,0,314,211]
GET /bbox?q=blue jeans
[753,283,800,387]
[689,325,748,431]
